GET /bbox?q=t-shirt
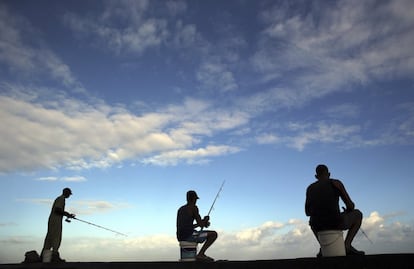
[176,205,195,241]
[306,179,341,231]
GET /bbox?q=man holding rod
[176,190,218,261]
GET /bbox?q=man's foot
[52,252,66,263]
[196,254,214,262]
[346,246,365,256]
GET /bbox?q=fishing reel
[65,218,71,223]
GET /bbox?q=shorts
[183,230,209,243]
[339,209,363,230]
[310,209,362,232]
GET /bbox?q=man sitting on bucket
[305,164,365,256]
[176,190,217,261]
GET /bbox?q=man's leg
[310,226,322,257]
[342,210,364,254]
[197,231,217,258]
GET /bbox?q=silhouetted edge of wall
[1,254,413,269]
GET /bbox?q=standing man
[177,190,218,261]
[42,188,75,262]
[305,164,365,255]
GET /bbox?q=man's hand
[65,212,76,218]
[203,216,210,228]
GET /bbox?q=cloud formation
[0,87,246,173]
[1,0,413,175]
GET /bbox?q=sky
[1,0,414,263]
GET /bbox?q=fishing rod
[360,228,373,244]
[200,180,225,231]
[65,217,128,237]
[206,180,225,216]
[342,207,373,244]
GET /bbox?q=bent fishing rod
[65,216,128,237]
[201,180,225,231]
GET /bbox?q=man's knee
[208,231,217,240]
[354,209,363,221]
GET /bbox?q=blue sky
[1,0,414,263]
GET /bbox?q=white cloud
[256,133,280,145]
[0,87,248,173]
[62,176,87,182]
[36,176,59,181]
[36,176,86,182]
[197,61,238,93]
[254,122,360,151]
[288,122,360,151]
[254,0,414,101]
[63,1,198,55]
[142,145,241,166]
[69,200,130,216]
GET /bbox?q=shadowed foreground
[1,254,414,269]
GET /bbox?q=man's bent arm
[332,179,355,211]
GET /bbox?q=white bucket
[42,249,53,263]
[318,230,346,257]
[179,241,197,261]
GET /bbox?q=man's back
[176,204,195,241]
[306,179,341,231]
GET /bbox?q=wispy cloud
[69,200,130,215]
[197,61,238,93]
[0,222,17,227]
[0,4,85,92]
[35,176,86,182]
[254,0,414,100]
[63,1,183,55]
[142,145,241,166]
[0,86,250,172]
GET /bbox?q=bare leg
[344,210,362,250]
[197,231,217,257]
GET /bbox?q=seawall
[1,254,413,269]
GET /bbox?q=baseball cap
[63,187,72,195]
[186,190,199,201]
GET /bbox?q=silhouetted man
[177,190,217,261]
[42,188,75,262]
[305,164,364,255]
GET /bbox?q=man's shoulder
[307,181,319,189]
[53,195,65,205]
[331,179,343,187]
[178,204,197,211]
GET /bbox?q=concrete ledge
[1,254,413,269]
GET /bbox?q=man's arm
[305,187,311,216]
[192,206,210,228]
[332,179,355,211]
[54,207,75,218]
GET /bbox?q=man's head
[315,164,330,180]
[63,187,72,198]
[186,190,199,203]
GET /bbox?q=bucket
[318,230,346,257]
[179,241,197,261]
[42,249,53,263]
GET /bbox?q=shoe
[346,246,365,256]
[196,254,214,262]
[52,252,66,263]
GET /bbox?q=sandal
[196,254,214,262]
